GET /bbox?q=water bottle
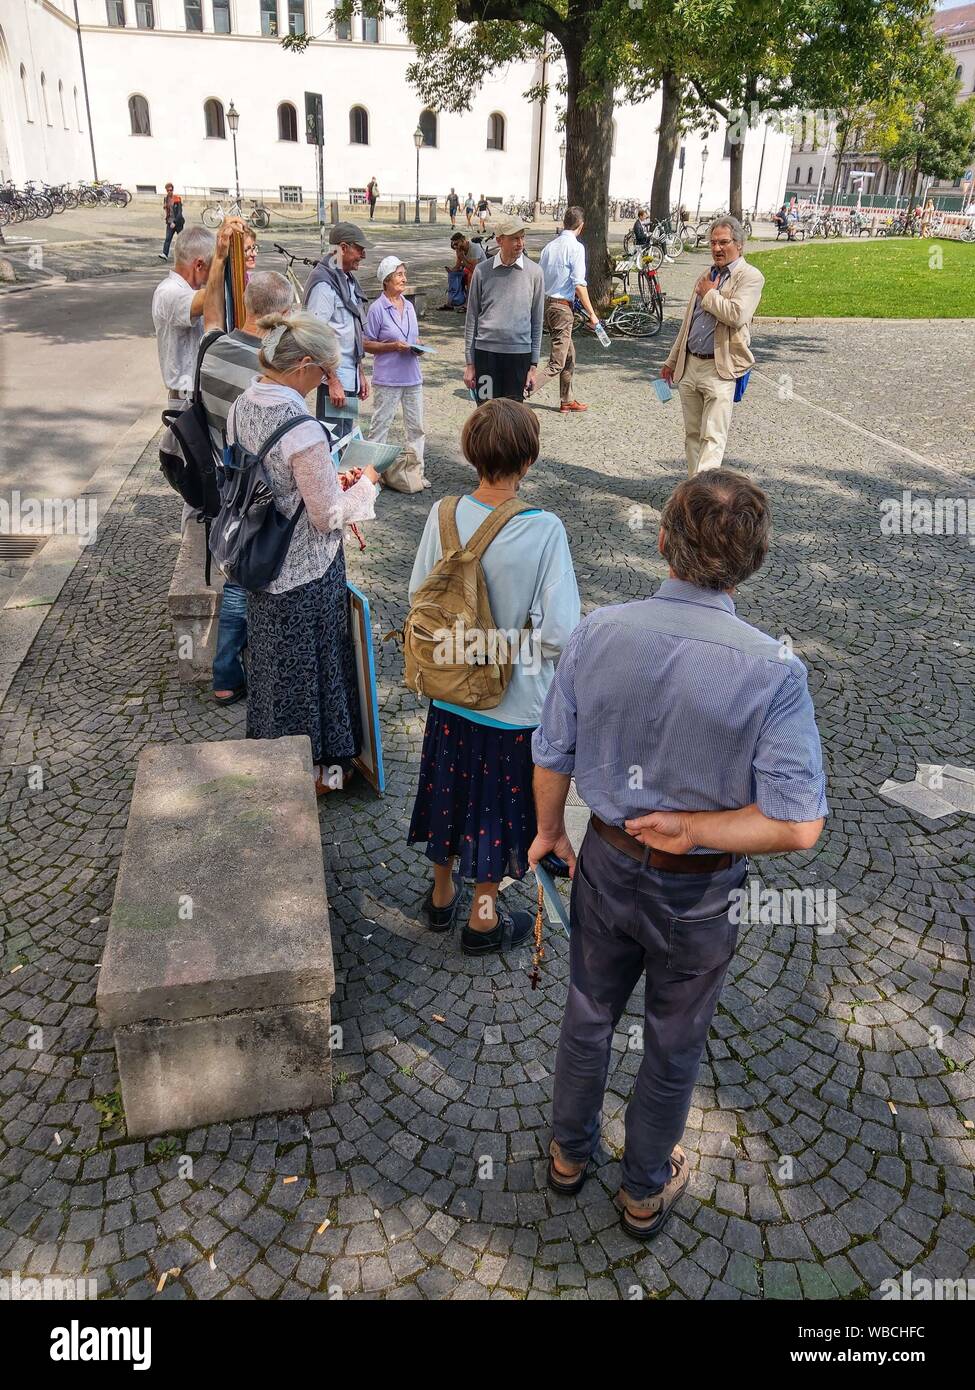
[593,320,611,348]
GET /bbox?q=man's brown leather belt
[687,350,715,359]
[591,815,739,874]
[546,296,572,305]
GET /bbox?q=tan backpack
[403,496,531,710]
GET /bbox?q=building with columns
[1,1,790,215]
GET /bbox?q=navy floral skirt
[246,548,361,767]
[407,707,537,883]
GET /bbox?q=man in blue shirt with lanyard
[534,206,599,413]
[530,469,827,1240]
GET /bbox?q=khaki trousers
[676,353,736,475]
[542,298,576,402]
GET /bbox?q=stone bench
[168,520,223,684]
[96,735,334,1137]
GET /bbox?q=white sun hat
[377,255,405,284]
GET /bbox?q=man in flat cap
[463,215,544,404]
[303,220,371,415]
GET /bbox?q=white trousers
[368,384,426,467]
[676,353,736,475]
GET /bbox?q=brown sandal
[617,1145,689,1240]
[546,1139,589,1196]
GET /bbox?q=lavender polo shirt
[365,293,422,388]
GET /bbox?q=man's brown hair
[564,205,585,231]
[660,469,770,591]
[461,398,540,483]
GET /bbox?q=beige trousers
[676,353,736,475]
[541,298,576,402]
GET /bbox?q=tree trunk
[729,135,744,219]
[563,36,615,313]
[907,157,921,206]
[650,70,682,222]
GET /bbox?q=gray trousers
[553,825,747,1199]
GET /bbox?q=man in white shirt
[534,206,599,414]
[151,222,239,401]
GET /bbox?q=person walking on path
[529,469,826,1239]
[534,205,598,414]
[464,192,475,227]
[661,217,764,476]
[407,398,580,953]
[367,176,379,220]
[228,312,380,797]
[303,221,371,416]
[476,194,491,232]
[364,256,429,492]
[199,269,296,706]
[464,215,544,403]
[446,188,460,228]
[160,183,184,261]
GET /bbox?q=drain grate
[0,534,48,562]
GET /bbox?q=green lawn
[748,237,975,318]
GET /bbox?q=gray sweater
[464,255,545,364]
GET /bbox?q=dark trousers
[472,348,533,403]
[162,224,176,258]
[553,825,747,1199]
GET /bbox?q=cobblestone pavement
[1,293,974,1301]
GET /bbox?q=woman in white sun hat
[364,255,430,492]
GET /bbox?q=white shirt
[305,254,360,376]
[539,229,587,301]
[151,271,203,394]
[492,252,525,269]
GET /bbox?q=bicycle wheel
[666,231,684,257]
[742,219,753,239]
[637,269,655,307]
[64,189,79,210]
[250,205,270,230]
[201,204,222,229]
[611,307,658,338]
[79,188,97,207]
[622,230,634,255]
[640,243,664,273]
[35,195,54,219]
[110,191,128,208]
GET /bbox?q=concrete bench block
[168,520,224,684]
[97,735,334,1136]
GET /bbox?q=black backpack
[208,410,329,593]
[159,328,225,519]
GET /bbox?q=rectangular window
[362,3,379,42]
[280,185,303,204]
[212,0,231,32]
[260,0,278,36]
[136,184,157,193]
[135,0,155,28]
[288,0,305,36]
[335,18,351,40]
[184,1,202,29]
[106,0,126,25]
[209,187,230,196]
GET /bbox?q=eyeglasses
[710,238,735,248]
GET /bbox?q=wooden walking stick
[225,228,247,331]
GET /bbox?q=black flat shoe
[213,685,246,707]
[421,877,461,933]
[461,901,533,956]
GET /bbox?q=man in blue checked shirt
[528,469,826,1241]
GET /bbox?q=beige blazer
[665,257,765,382]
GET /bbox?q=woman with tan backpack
[404,399,580,954]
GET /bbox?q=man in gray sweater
[463,215,545,403]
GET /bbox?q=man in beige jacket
[662,216,764,475]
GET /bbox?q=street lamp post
[413,125,423,225]
[557,139,566,213]
[695,144,709,224]
[227,100,240,205]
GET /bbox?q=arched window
[487,112,505,150]
[349,105,369,145]
[129,94,151,136]
[20,64,32,122]
[419,108,437,147]
[807,166,813,184]
[955,64,963,81]
[795,166,800,183]
[59,79,68,129]
[74,86,82,132]
[278,102,298,141]
[41,72,51,125]
[204,98,226,139]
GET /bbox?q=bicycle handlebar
[273,242,317,267]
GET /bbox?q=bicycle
[573,280,663,339]
[203,196,271,230]
[273,242,315,303]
